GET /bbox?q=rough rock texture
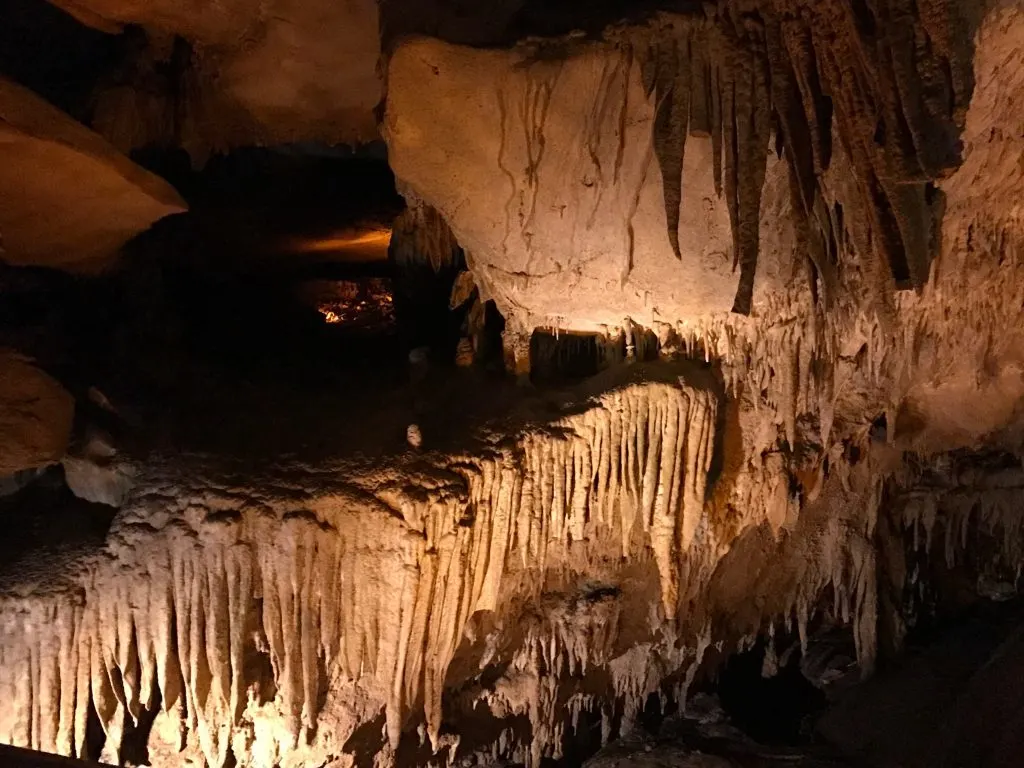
[386,35,748,333]
[0,361,911,768]
[0,77,185,271]
[385,0,1024,449]
[0,351,74,475]
[69,0,380,157]
[3,354,1017,768]
[0,371,713,765]
[386,0,975,324]
[64,0,562,157]
[61,456,134,508]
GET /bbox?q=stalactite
[0,378,722,768]
[632,0,971,313]
[390,199,462,273]
[644,30,692,260]
[4,212,1019,768]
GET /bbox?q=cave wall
[384,0,978,331]
[385,0,1024,454]
[0,369,904,768]
[385,35,795,335]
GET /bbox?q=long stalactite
[634,0,973,314]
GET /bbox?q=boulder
[0,350,74,475]
[61,456,134,507]
[0,76,186,271]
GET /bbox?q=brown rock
[0,77,186,271]
[76,0,382,155]
[0,351,74,475]
[384,36,782,334]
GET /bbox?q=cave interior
[2,0,1024,767]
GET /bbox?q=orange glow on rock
[289,228,392,256]
[308,278,395,329]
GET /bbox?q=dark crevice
[716,639,826,746]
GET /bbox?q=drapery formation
[0,380,723,768]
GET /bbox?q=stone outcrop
[0,370,719,767]
[0,77,186,271]
[3,356,1020,768]
[386,34,749,333]
[386,0,978,326]
[385,1,1024,451]
[0,350,74,476]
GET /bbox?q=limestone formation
[0,374,717,765]
[2,0,1024,767]
[3,345,1017,768]
[0,77,185,271]
[389,201,462,273]
[2,346,1011,768]
[386,34,746,332]
[386,0,976,326]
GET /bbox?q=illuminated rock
[0,351,74,476]
[0,366,942,768]
[3,1,1024,767]
[0,77,185,271]
[385,1,1024,456]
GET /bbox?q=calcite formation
[385,0,979,326]
[2,357,1011,768]
[2,0,1024,767]
[385,0,1024,462]
[389,201,462,273]
[0,375,716,765]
